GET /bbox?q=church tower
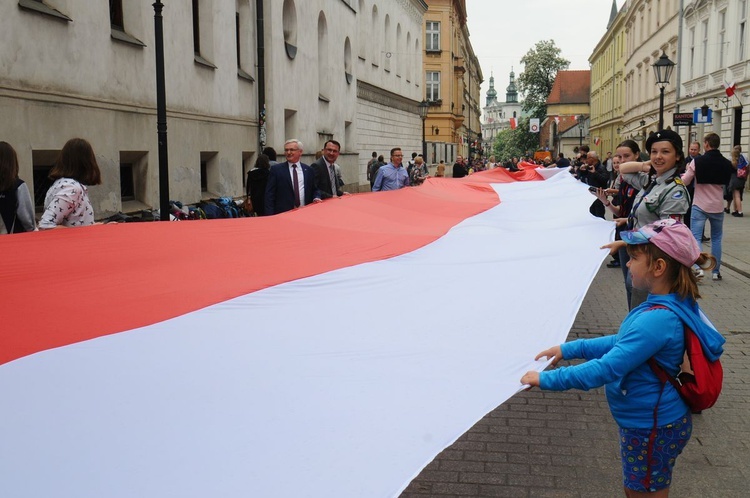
[506,69,518,104]
[485,72,498,107]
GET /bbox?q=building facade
[542,71,591,159]
[1,0,427,219]
[589,1,627,158]
[678,0,749,153]
[621,0,680,146]
[422,0,482,164]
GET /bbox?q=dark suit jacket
[310,158,343,199]
[264,162,319,215]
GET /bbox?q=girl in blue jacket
[521,219,725,496]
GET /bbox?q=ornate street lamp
[418,100,429,160]
[652,51,676,130]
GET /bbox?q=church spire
[505,68,518,104]
[607,0,619,29]
[485,71,498,106]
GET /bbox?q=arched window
[371,6,379,66]
[318,12,329,99]
[344,37,353,84]
[405,32,411,83]
[358,0,367,60]
[395,23,402,78]
[282,0,297,59]
[384,14,391,72]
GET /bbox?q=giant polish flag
[0,167,613,497]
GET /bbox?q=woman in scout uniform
[617,130,690,309]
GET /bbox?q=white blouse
[39,178,95,229]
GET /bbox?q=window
[200,152,218,197]
[18,0,71,22]
[283,0,298,59]
[701,20,708,73]
[689,27,695,79]
[31,150,59,211]
[426,71,440,101]
[426,21,440,52]
[110,0,123,30]
[120,163,135,202]
[192,0,201,54]
[318,12,329,100]
[119,152,147,209]
[719,11,726,68]
[740,1,747,61]
[191,0,216,68]
[108,0,145,46]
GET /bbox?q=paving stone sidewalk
[402,215,750,497]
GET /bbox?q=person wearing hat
[616,129,691,309]
[522,219,725,496]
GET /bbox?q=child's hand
[520,371,540,387]
[535,345,564,367]
[601,240,626,255]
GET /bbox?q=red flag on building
[594,137,601,146]
[509,117,517,130]
[724,81,737,97]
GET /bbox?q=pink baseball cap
[621,219,700,267]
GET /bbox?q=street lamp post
[652,51,676,131]
[153,1,170,221]
[418,100,429,161]
[577,115,585,148]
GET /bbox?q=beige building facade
[678,0,749,154]
[621,0,680,146]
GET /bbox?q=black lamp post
[418,100,429,160]
[652,51,676,131]
[577,115,585,147]
[153,1,170,221]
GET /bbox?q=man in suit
[264,139,321,215]
[311,139,347,199]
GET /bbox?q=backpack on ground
[647,306,723,412]
[214,197,241,218]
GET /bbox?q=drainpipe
[256,0,266,149]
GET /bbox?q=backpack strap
[642,304,684,490]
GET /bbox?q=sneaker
[732,211,744,217]
[724,208,731,213]
[701,235,711,242]
[712,272,722,281]
[693,268,704,279]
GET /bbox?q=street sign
[693,108,713,124]
[673,113,693,127]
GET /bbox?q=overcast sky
[465,0,624,111]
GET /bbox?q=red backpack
[647,306,724,412]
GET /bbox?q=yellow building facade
[422,0,482,163]
[589,3,628,158]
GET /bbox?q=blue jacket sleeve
[540,310,682,392]
[560,335,616,361]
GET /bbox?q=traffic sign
[693,108,713,124]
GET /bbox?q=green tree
[517,40,570,120]
[492,117,539,161]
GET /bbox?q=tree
[492,117,539,161]
[517,40,570,120]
